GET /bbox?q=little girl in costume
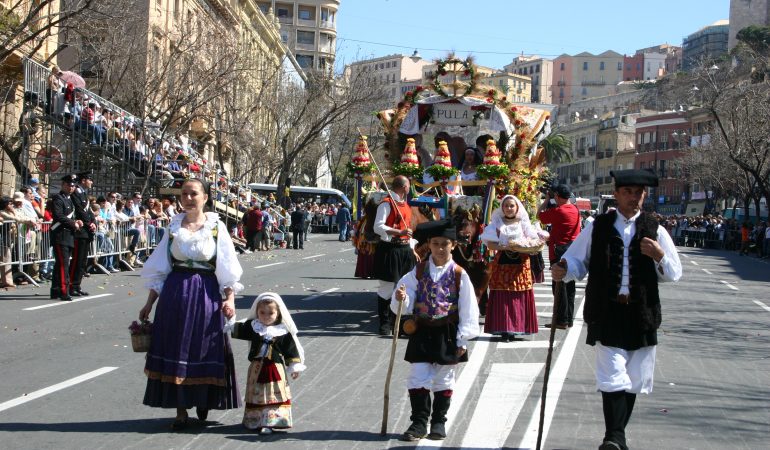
[231,292,306,433]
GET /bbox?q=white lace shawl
[141,211,244,295]
[246,292,306,373]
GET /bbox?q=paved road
[0,234,768,449]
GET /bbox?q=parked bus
[247,183,352,208]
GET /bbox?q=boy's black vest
[584,211,661,334]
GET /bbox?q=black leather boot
[400,388,431,441]
[377,296,392,335]
[428,390,452,440]
[600,391,629,450]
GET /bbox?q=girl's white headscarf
[247,292,305,364]
[480,194,539,241]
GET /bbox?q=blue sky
[335,0,729,70]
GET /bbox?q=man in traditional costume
[391,219,480,441]
[373,175,416,335]
[552,169,682,450]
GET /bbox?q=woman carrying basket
[479,195,543,341]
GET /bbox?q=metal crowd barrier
[4,218,168,288]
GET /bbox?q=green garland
[430,56,478,98]
[476,163,510,180]
[346,161,374,177]
[392,163,425,180]
[425,165,459,180]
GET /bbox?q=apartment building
[633,111,691,214]
[551,51,624,105]
[503,55,552,103]
[682,20,729,71]
[594,115,637,195]
[347,53,431,107]
[554,117,601,197]
[729,0,770,50]
[257,0,338,75]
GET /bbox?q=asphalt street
[0,233,768,450]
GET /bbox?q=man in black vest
[290,204,306,250]
[551,169,682,450]
[70,171,96,296]
[50,174,82,301]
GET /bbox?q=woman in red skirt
[479,195,540,341]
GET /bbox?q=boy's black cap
[611,169,659,188]
[414,218,457,242]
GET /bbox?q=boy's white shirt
[390,256,480,348]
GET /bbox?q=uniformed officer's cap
[414,218,457,243]
[61,174,78,184]
[77,171,94,181]
[610,169,659,188]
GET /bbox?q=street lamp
[410,50,422,63]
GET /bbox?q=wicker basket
[131,333,152,352]
[507,243,545,255]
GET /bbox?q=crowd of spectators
[651,213,769,258]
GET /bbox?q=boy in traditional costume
[391,219,480,441]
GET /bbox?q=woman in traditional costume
[479,195,540,341]
[139,179,243,429]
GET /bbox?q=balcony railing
[297,18,317,27]
[295,42,315,51]
[582,80,606,86]
[320,20,336,30]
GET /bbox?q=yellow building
[481,72,533,103]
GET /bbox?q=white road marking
[254,262,286,269]
[534,293,555,298]
[753,300,770,313]
[23,294,114,311]
[691,260,699,266]
[417,334,491,448]
[518,296,586,449]
[460,363,544,449]
[302,253,325,260]
[682,253,690,258]
[537,312,554,318]
[0,367,118,412]
[497,340,560,349]
[720,280,739,291]
[535,302,552,307]
[702,268,713,275]
[338,248,355,252]
[301,287,340,301]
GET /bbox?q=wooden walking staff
[381,285,405,435]
[536,260,565,450]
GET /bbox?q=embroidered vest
[584,211,661,331]
[413,261,463,318]
[383,196,412,231]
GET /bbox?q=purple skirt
[143,270,241,410]
[484,289,539,335]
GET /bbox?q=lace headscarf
[480,194,539,241]
[246,292,305,364]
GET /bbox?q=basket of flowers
[129,320,153,352]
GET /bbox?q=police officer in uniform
[50,174,82,301]
[70,171,96,296]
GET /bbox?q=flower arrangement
[426,140,458,180]
[347,135,375,177]
[476,139,510,180]
[392,137,425,179]
[129,320,153,352]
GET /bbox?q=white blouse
[141,212,244,296]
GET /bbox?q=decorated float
[353,53,554,225]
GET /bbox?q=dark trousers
[70,237,91,290]
[602,390,636,449]
[245,229,259,251]
[551,243,576,326]
[51,244,72,297]
[292,229,303,249]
